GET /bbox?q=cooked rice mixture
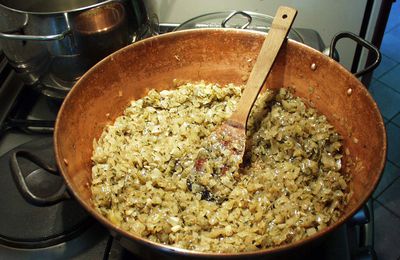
[91,82,351,253]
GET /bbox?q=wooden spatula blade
[188,6,298,202]
[228,6,298,129]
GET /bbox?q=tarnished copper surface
[54,29,386,259]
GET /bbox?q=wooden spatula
[187,6,298,202]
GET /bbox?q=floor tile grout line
[388,160,400,168]
[381,53,400,64]
[384,113,395,123]
[369,79,400,122]
[386,110,400,122]
[375,62,400,80]
[389,111,400,126]
[373,175,400,199]
[391,120,400,128]
[384,121,400,167]
[374,199,400,219]
[374,77,400,96]
[387,159,400,169]
[387,158,400,166]
[375,54,400,77]
[383,117,390,124]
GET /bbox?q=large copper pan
[54,29,386,258]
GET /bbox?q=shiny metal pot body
[0,0,152,98]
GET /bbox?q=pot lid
[174,11,304,43]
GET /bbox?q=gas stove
[0,24,375,260]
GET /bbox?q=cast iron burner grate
[0,51,58,136]
[0,51,11,88]
[0,86,57,135]
[0,137,90,248]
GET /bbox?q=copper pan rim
[54,28,387,257]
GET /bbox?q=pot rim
[54,28,387,257]
[0,0,118,15]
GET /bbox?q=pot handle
[0,29,70,41]
[329,31,381,77]
[0,12,71,41]
[10,150,70,206]
[222,11,253,29]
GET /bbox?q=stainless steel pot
[0,0,156,98]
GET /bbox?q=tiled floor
[369,1,400,259]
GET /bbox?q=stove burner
[0,137,91,248]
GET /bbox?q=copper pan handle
[329,31,381,78]
[10,150,70,206]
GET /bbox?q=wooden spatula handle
[229,6,297,128]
